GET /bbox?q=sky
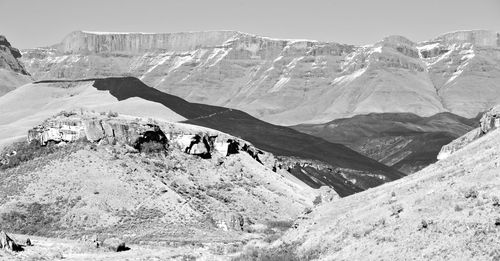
[1,0,499,49]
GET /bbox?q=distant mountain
[292,112,479,173]
[0,35,31,95]
[20,30,500,125]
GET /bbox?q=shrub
[139,141,165,154]
[232,243,304,261]
[313,195,322,206]
[390,204,404,217]
[107,111,119,117]
[0,202,61,235]
[57,110,77,117]
[464,188,478,199]
[0,140,57,170]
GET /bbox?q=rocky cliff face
[57,30,239,54]
[0,35,31,96]
[20,30,500,125]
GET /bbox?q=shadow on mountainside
[292,112,479,174]
[35,77,404,196]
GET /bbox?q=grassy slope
[276,128,500,260]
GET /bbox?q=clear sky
[1,0,499,49]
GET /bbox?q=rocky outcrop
[26,111,271,166]
[20,30,500,124]
[437,128,482,160]
[0,230,20,251]
[479,105,500,134]
[0,35,31,96]
[102,237,127,252]
[438,105,500,160]
[212,212,245,231]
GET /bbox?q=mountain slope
[91,77,405,196]
[0,113,316,259]
[21,30,500,125]
[270,118,500,260]
[292,112,478,173]
[0,35,31,96]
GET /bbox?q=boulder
[213,212,245,231]
[0,230,20,251]
[102,237,127,252]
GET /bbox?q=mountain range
[19,29,500,125]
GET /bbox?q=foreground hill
[0,35,31,96]
[264,115,500,260]
[0,112,315,260]
[292,112,478,173]
[21,30,500,125]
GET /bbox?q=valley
[0,24,499,260]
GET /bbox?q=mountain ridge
[19,29,500,125]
